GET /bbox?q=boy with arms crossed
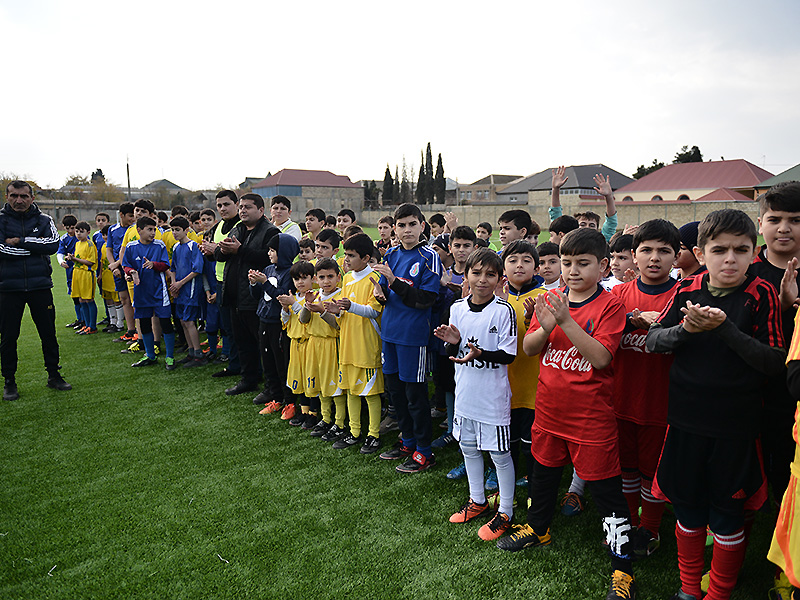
[646,209,785,600]
[67,221,98,334]
[168,216,205,367]
[502,228,636,600]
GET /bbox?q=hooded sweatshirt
[251,233,299,323]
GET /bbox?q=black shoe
[73,322,86,330]
[396,451,436,473]
[101,325,115,333]
[98,317,110,325]
[301,414,320,430]
[65,320,81,328]
[332,433,361,449]
[183,358,205,368]
[379,440,415,461]
[212,368,239,378]
[3,381,19,401]
[289,413,306,427]
[360,435,381,454]
[309,420,332,437]
[131,357,157,368]
[321,424,345,442]
[252,391,272,405]
[176,355,193,365]
[225,381,257,396]
[46,375,72,391]
[606,570,636,600]
[214,354,229,364]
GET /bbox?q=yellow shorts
[286,337,307,395]
[339,364,383,396]
[127,280,135,307]
[305,336,340,398]
[70,270,95,300]
[768,469,800,587]
[101,289,120,303]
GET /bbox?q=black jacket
[0,202,60,292]
[214,216,279,311]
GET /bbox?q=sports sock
[460,440,486,505]
[365,394,381,438]
[445,391,455,433]
[79,302,88,327]
[163,332,175,359]
[73,298,82,322]
[333,395,347,428]
[568,468,586,495]
[116,306,125,328]
[346,393,362,437]
[320,396,333,424]
[622,471,642,527]
[639,479,665,535]
[87,301,97,329]
[675,521,706,599]
[490,450,515,516]
[706,529,746,600]
[141,332,156,360]
[104,301,110,319]
[206,332,218,355]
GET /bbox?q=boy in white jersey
[435,248,517,541]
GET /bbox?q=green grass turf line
[0,256,779,599]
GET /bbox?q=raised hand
[523,296,536,321]
[622,268,637,283]
[444,212,459,233]
[780,257,800,311]
[593,173,612,197]
[552,165,568,190]
[371,277,386,301]
[277,294,293,308]
[534,293,557,333]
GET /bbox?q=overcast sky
[2,0,799,191]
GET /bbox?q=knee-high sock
[706,529,746,600]
[320,396,333,424]
[676,521,706,599]
[141,332,156,360]
[86,301,97,329]
[445,391,454,434]
[639,478,665,535]
[365,394,381,438]
[460,440,486,505]
[73,298,82,321]
[346,393,362,437]
[163,332,175,359]
[568,468,586,495]
[622,470,642,527]
[333,394,347,428]
[79,303,89,328]
[490,450,515,517]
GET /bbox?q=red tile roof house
[251,169,364,217]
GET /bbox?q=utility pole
[126,156,131,202]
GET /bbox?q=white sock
[568,468,586,495]
[490,450,515,517]
[460,441,486,505]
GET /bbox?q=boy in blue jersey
[57,214,82,328]
[122,217,177,370]
[94,212,111,325]
[375,203,443,473]
[169,216,205,367]
[107,202,137,341]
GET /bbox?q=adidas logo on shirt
[489,325,498,334]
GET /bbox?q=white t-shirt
[449,295,517,426]
[600,275,624,291]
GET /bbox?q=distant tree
[393,166,400,206]
[91,168,105,184]
[425,142,434,204]
[88,180,124,206]
[633,159,666,180]
[415,153,425,204]
[673,145,703,164]
[400,157,411,204]
[364,181,370,200]
[382,166,393,204]
[434,154,445,205]
[65,173,90,186]
[1,172,40,194]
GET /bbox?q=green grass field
[0,257,781,599]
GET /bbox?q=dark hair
[343,233,375,259]
[299,238,315,251]
[501,239,539,267]
[215,189,238,204]
[465,247,503,275]
[101,224,110,236]
[549,215,579,235]
[529,219,541,236]
[536,241,560,258]
[337,208,356,222]
[62,214,78,227]
[474,238,489,248]
[422,221,431,241]
[290,260,316,279]
[343,225,364,239]
[759,181,800,215]
[394,203,423,223]
[118,202,135,215]
[678,221,700,250]
[95,212,110,221]
[574,211,601,225]
[239,193,264,210]
[698,209,757,249]
[429,213,446,227]
[170,216,191,230]
[560,228,608,261]
[609,232,634,254]
[325,215,337,227]
[317,228,341,247]
[6,180,32,195]
[477,222,492,235]
[450,225,477,243]
[633,219,681,254]
[134,199,155,214]
[200,208,216,219]
[378,215,394,226]
[156,211,168,223]
[189,211,202,223]
[136,216,157,229]
[315,257,340,275]
[171,205,189,217]
[271,195,291,210]
[498,210,532,235]
[371,246,382,262]
[75,221,91,232]
[305,208,325,221]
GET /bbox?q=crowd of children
[53,176,800,600]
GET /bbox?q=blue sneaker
[560,492,584,516]
[485,468,498,491]
[431,432,455,449]
[446,462,467,479]
[515,475,528,487]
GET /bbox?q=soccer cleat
[516,475,528,487]
[120,341,141,354]
[114,332,135,343]
[332,433,361,449]
[431,432,455,449]
[80,328,98,335]
[485,467,498,491]
[360,435,381,454]
[446,462,467,479]
[177,355,194,365]
[769,571,794,600]
[46,375,72,391]
[379,441,415,460]
[479,512,512,541]
[309,420,332,438]
[632,527,660,558]
[65,320,81,328]
[76,326,88,334]
[449,499,490,523]
[4,381,19,401]
[131,356,157,368]
[289,413,306,427]
[668,592,698,600]
[153,344,161,356]
[496,524,552,552]
[560,492,584,516]
[378,414,399,435]
[280,403,296,420]
[301,414,320,430]
[486,491,517,511]
[396,451,435,473]
[321,424,345,443]
[606,570,636,600]
[225,381,258,396]
[165,357,177,371]
[183,358,204,368]
[262,400,283,414]
[430,407,447,418]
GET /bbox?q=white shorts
[453,415,511,453]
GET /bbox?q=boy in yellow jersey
[67,221,99,334]
[339,224,364,273]
[324,233,384,454]
[99,225,123,333]
[300,258,343,433]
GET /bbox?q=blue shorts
[176,303,200,322]
[114,273,128,293]
[134,304,172,320]
[382,341,428,383]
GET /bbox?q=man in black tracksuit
[0,180,72,401]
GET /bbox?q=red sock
[639,479,665,535]
[621,472,641,527]
[675,521,706,599]
[706,529,745,600]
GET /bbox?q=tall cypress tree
[382,166,393,204]
[434,153,446,205]
[425,142,434,204]
[393,166,400,206]
[416,158,425,204]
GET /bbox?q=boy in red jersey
[498,228,636,600]
[646,209,786,600]
[610,219,680,558]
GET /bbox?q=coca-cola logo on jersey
[541,345,592,372]
[619,332,650,353]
